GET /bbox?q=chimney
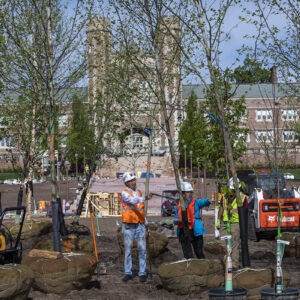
[270,66,278,84]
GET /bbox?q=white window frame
[256,130,273,143]
[281,109,298,121]
[256,109,272,122]
[132,135,143,149]
[282,130,296,142]
[0,136,14,148]
[236,133,250,144]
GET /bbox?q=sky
[65,0,289,85]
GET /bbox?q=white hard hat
[181,182,194,192]
[123,172,137,183]
[228,177,240,189]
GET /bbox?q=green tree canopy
[232,57,271,84]
[66,96,94,170]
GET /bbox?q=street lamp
[190,150,193,179]
[65,160,70,203]
[184,144,187,179]
[75,153,78,182]
[83,146,86,179]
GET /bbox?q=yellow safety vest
[223,192,247,223]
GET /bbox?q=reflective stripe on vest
[120,189,145,224]
[223,192,246,223]
[177,198,197,230]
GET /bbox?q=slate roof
[182,83,299,100]
[0,87,88,104]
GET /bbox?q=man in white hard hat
[174,182,214,259]
[216,177,248,270]
[120,172,152,283]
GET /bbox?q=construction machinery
[0,206,26,264]
[247,174,300,240]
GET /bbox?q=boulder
[117,227,168,258]
[8,219,52,240]
[157,259,224,295]
[204,240,225,255]
[22,253,97,294]
[0,264,33,300]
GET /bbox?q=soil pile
[204,240,225,255]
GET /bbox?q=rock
[0,264,33,300]
[8,219,52,240]
[204,240,225,255]
[157,259,224,295]
[22,253,97,294]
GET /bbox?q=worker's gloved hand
[216,219,220,230]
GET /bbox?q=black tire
[248,215,259,242]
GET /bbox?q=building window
[133,136,143,149]
[61,135,67,148]
[238,133,250,143]
[256,130,273,142]
[282,109,298,121]
[0,136,15,148]
[59,115,68,126]
[169,96,173,105]
[256,110,272,122]
[282,130,296,142]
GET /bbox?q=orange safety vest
[177,198,197,230]
[119,189,145,224]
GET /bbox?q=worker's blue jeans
[122,222,147,276]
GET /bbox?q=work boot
[122,274,133,282]
[139,275,147,283]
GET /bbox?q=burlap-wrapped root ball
[8,219,52,240]
[117,227,168,258]
[22,253,97,294]
[157,259,224,295]
[233,267,291,298]
[204,240,225,255]
[0,264,33,300]
[33,236,94,254]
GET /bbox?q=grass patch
[279,169,300,180]
[0,173,22,181]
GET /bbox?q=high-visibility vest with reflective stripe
[177,198,197,230]
[119,189,145,224]
[223,192,247,223]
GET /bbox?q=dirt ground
[0,180,300,300]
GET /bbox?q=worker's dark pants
[179,228,205,259]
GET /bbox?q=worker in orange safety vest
[175,182,214,259]
[120,172,152,283]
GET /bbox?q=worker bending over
[175,182,214,259]
[120,172,152,283]
[216,177,248,270]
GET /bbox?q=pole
[197,158,201,198]
[66,167,69,203]
[184,144,187,179]
[145,127,152,215]
[83,146,86,179]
